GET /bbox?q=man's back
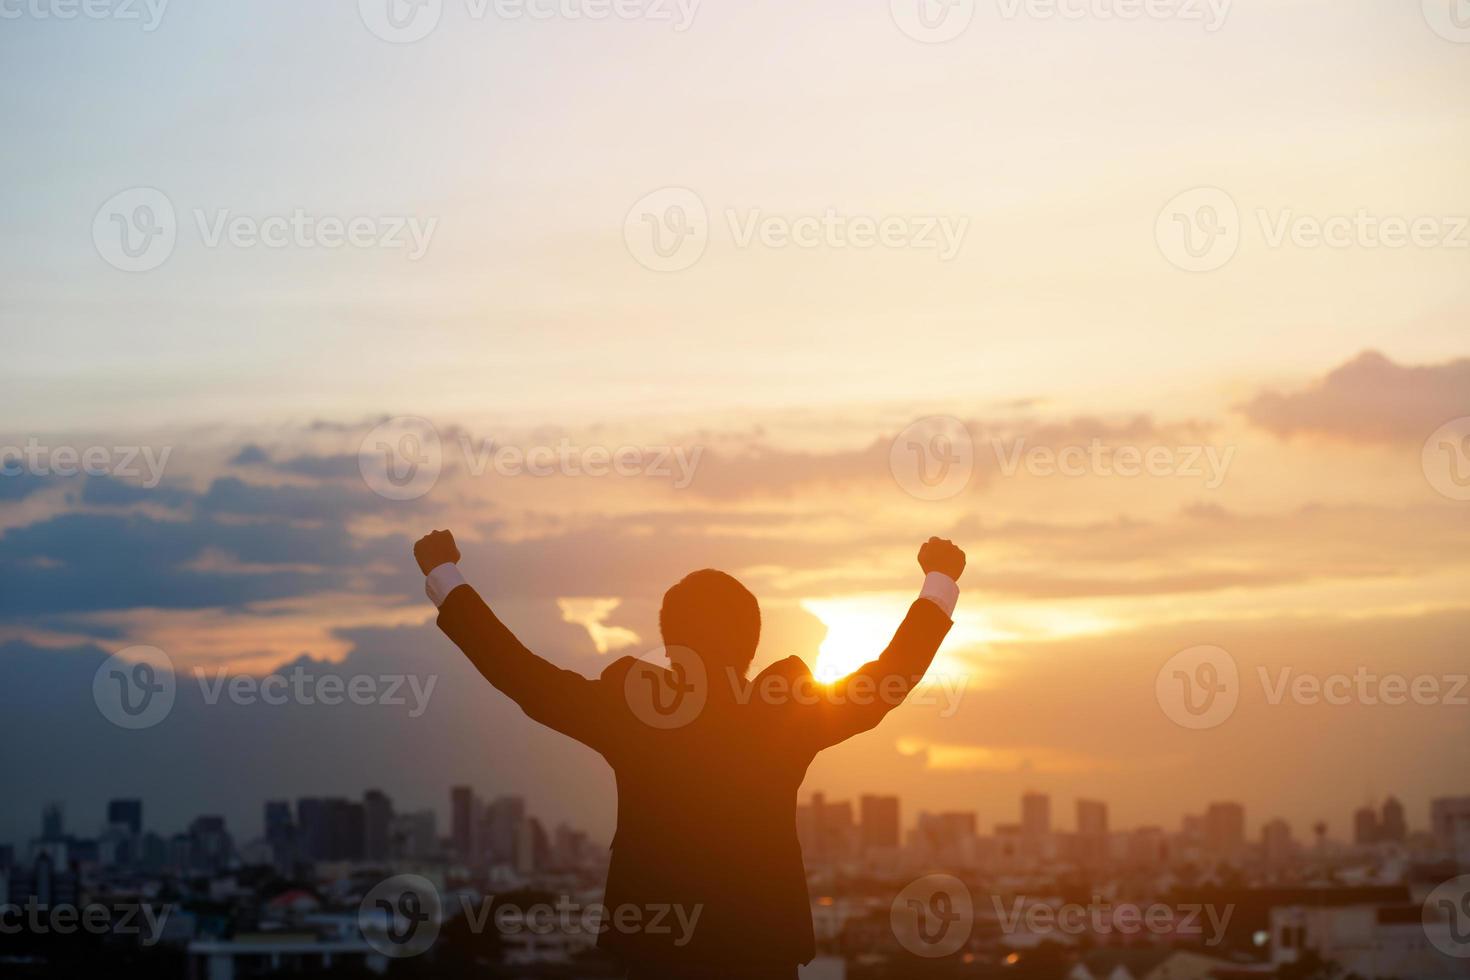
[414,531,964,974]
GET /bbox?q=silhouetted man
[413,530,965,979]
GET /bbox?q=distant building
[1379,796,1406,843]
[1430,796,1470,858]
[1203,802,1245,858]
[1353,806,1379,846]
[859,795,900,851]
[363,789,393,862]
[107,798,143,836]
[297,798,329,862]
[450,785,476,859]
[798,793,857,866]
[1262,818,1294,868]
[392,810,437,860]
[1077,799,1108,865]
[188,815,234,873]
[264,800,295,868]
[325,799,365,861]
[40,802,64,842]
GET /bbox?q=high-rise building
[1379,797,1406,843]
[451,786,476,859]
[1353,806,1379,845]
[188,815,233,872]
[392,810,438,860]
[41,803,64,842]
[1430,797,1470,857]
[364,789,393,862]
[1076,799,1109,866]
[107,799,142,836]
[264,801,295,869]
[1077,799,1108,836]
[860,795,901,851]
[297,798,329,862]
[1204,802,1245,858]
[1022,792,1051,838]
[325,799,365,861]
[1262,818,1294,868]
[483,796,526,866]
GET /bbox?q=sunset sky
[1,0,1468,848]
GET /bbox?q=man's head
[659,569,761,677]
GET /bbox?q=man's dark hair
[658,569,762,676]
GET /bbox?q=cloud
[1240,350,1470,442]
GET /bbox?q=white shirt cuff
[919,571,959,618]
[425,563,468,608]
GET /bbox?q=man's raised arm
[804,537,965,749]
[413,530,612,751]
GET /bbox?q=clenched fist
[918,536,965,582]
[414,529,461,576]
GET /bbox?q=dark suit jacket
[437,585,952,970]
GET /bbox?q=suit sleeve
[436,585,616,753]
[802,599,953,750]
